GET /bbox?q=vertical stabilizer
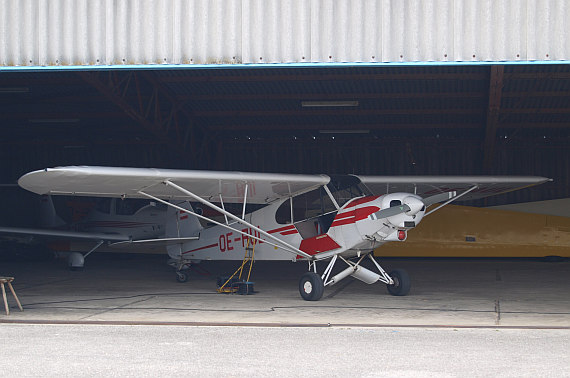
[165,200,202,258]
[39,195,66,228]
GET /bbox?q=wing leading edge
[18,166,330,205]
[18,167,550,205]
[355,175,551,202]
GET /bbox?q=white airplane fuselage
[168,193,426,262]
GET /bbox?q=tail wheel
[299,272,324,301]
[176,271,189,283]
[387,269,411,296]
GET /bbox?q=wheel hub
[303,281,313,294]
[392,276,400,287]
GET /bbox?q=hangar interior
[1,64,569,225]
[0,1,569,334]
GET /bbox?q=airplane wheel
[176,271,189,283]
[387,269,411,296]
[299,272,324,301]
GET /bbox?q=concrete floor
[1,253,568,328]
[1,324,568,377]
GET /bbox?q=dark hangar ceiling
[1,64,569,205]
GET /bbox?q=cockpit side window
[292,187,336,223]
[275,187,337,225]
[94,198,112,214]
[116,199,152,216]
[275,198,292,224]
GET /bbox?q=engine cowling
[380,193,426,228]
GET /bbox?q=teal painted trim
[1,60,569,72]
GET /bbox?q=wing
[356,175,551,202]
[18,166,330,204]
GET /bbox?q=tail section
[39,195,66,228]
[166,200,203,259]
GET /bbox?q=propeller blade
[422,191,456,207]
[373,192,457,220]
[373,204,411,219]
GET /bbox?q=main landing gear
[169,258,193,283]
[298,253,411,301]
[176,270,190,283]
[299,272,325,301]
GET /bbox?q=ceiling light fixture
[301,101,359,107]
[319,129,370,134]
[29,118,80,123]
[0,87,29,93]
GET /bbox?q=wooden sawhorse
[0,277,23,315]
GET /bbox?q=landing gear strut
[298,253,411,301]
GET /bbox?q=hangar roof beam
[483,66,505,173]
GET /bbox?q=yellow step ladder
[217,239,255,294]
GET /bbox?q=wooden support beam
[193,108,484,118]
[483,66,505,173]
[207,122,482,131]
[157,72,488,83]
[77,71,191,161]
[176,91,486,102]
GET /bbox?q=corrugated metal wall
[1,0,569,68]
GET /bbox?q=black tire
[299,272,324,301]
[176,271,189,283]
[387,269,411,296]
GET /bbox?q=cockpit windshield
[275,175,371,226]
[326,175,372,208]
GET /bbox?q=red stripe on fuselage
[268,224,299,236]
[331,206,380,227]
[268,225,296,234]
[182,243,218,255]
[280,229,298,236]
[342,196,380,209]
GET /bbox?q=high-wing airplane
[17,166,549,301]
[0,195,195,268]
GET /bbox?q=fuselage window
[94,198,112,214]
[275,198,292,224]
[275,188,337,225]
[292,187,336,223]
[116,199,151,216]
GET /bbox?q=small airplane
[15,166,549,301]
[0,195,187,268]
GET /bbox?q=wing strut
[424,185,479,216]
[139,182,313,260]
[162,181,313,259]
[138,191,306,257]
[83,240,105,259]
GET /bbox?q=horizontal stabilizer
[0,226,129,242]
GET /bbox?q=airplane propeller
[373,191,456,220]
